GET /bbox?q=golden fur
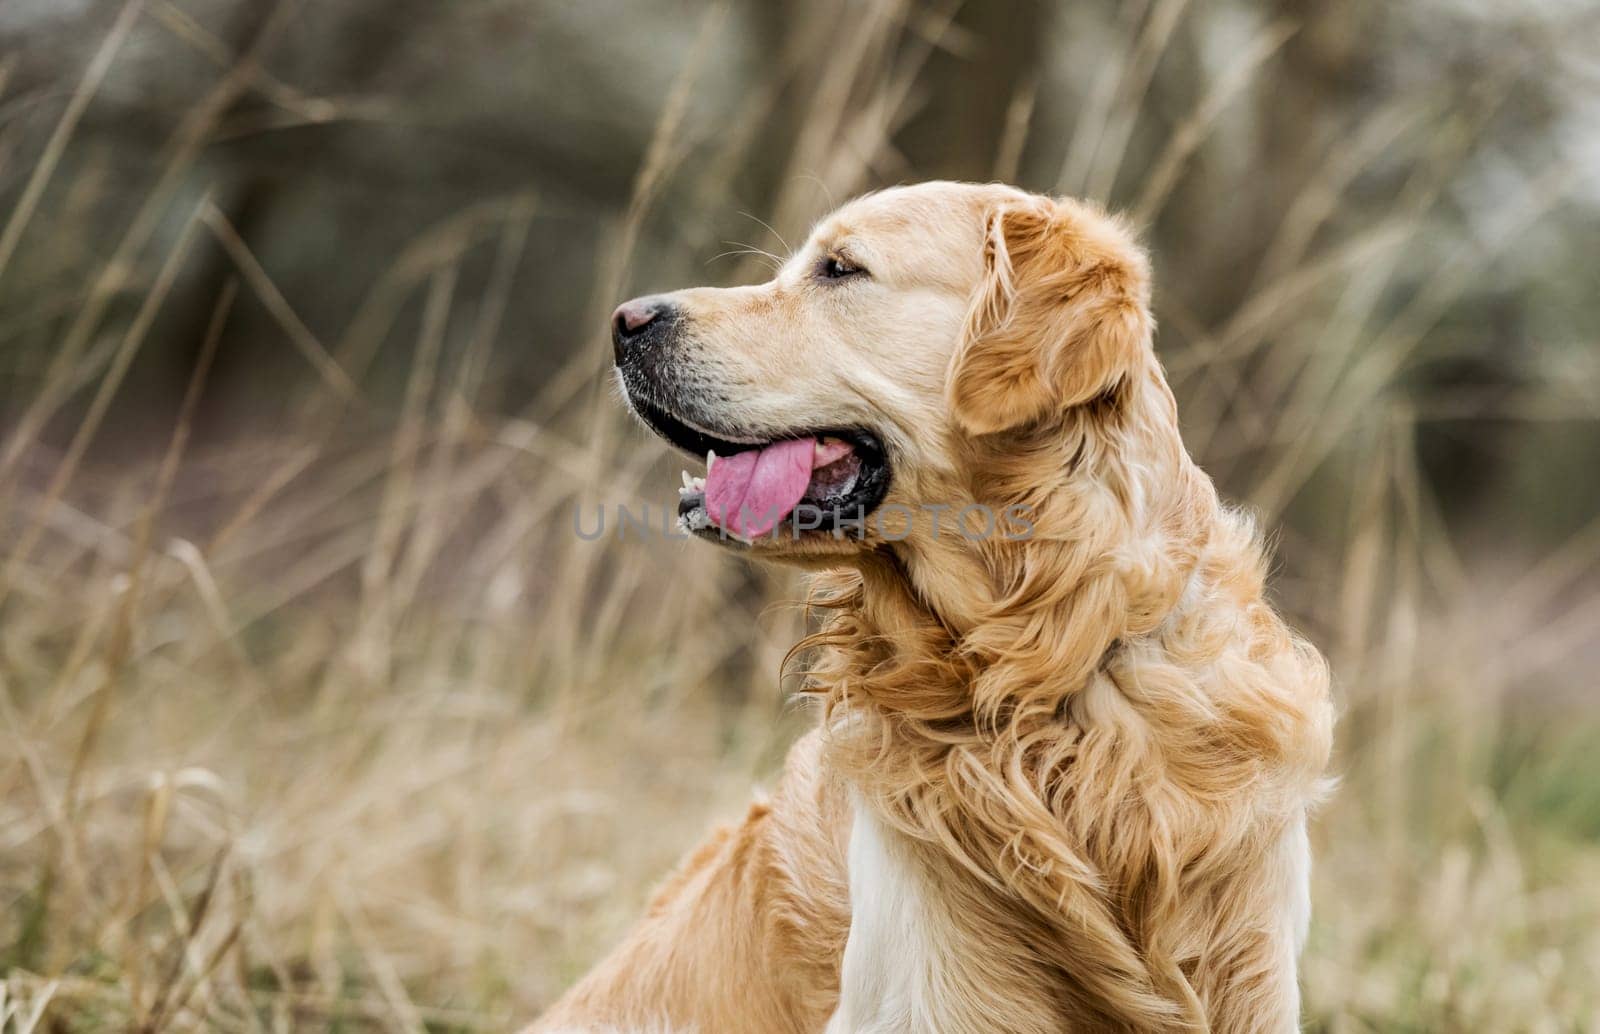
[530,182,1334,1033]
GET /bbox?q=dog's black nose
[611,296,672,361]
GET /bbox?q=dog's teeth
[707,450,717,476]
[681,469,693,489]
[692,476,706,490]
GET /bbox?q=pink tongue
[705,437,817,539]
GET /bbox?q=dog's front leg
[1202,820,1315,1034]
[825,802,932,1034]
[825,802,1085,1034]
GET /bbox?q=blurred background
[1,0,1597,1029]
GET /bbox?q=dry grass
[3,3,1599,1032]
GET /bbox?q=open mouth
[626,394,891,543]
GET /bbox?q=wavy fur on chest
[800,367,1334,1032]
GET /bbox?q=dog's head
[613,182,1177,596]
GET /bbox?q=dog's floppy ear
[947,197,1153,435]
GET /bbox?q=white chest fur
[824,802,1069,1033]
[825,802,938,1034]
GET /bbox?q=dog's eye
[818,255,866,280]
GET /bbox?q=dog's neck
[837,374,1215,710]
[798,363,1329,806]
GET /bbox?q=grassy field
[2,408,1598,1033]
[3,3,1599,1031]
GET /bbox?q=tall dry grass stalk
[2,3,1597,1031]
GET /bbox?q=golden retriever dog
[530,181,1334,1033]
